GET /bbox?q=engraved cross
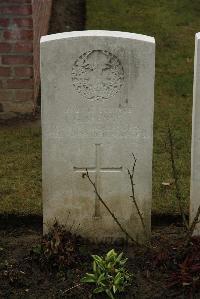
[73,144,123,217]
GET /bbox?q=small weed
[81,249,132,299]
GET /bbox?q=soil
[0,222,199,299]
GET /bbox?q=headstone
[190,32,200,235]
[41,30,155,243]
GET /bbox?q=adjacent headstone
[190,32,200,235]
[41,30,155,243]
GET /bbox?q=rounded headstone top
[41,30,155,44]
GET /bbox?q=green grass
[1,1,200,216]
[0,127,42,215]
[86,0,200,214]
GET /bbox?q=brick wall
[0,0,33,115]
[0,0,52,117]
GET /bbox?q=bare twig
[167,128,200,251]
[168,127,188,230]
[128,154,148,237]
[187,205,200,241]
[83,169,141,246]
[62,283,83,294]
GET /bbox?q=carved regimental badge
[72,50,124,101]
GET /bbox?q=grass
[1,1,200,215]
[86,0,200,214]
[0,127,42,215]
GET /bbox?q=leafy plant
[81,249,132,299]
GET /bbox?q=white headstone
[41,30,155,243]
[190,32,200,235]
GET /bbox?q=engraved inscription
[72,50,124,101]
[46,110,148,139]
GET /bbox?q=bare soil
[0,222,199,299]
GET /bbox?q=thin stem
[128,154,147,237]
[168,127,188,230]
[187,205,200,240]
[62,283,83,294]
[83,169,141,246]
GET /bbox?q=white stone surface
[41,30,155,243]
[190,32,200,235]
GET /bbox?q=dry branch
[82,169,140,246]
[187,205,200,241]
[62,283,83,294]
[128,153,148,238]
[168,128,188,230]
[167,128,200,248]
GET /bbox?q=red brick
[0,90,13,101]
[0,67,11,77]
[14,42,33,53]
[14,66,33,77]
[0,19,9,27]
[2,55,33,65]
[0,42,12,52]
[6,79,33,89]
[15,90,33,101]
[3,30,33,40]
[0,6,32,16]
[13,18,33,28]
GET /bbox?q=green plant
[81,249,132,299]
